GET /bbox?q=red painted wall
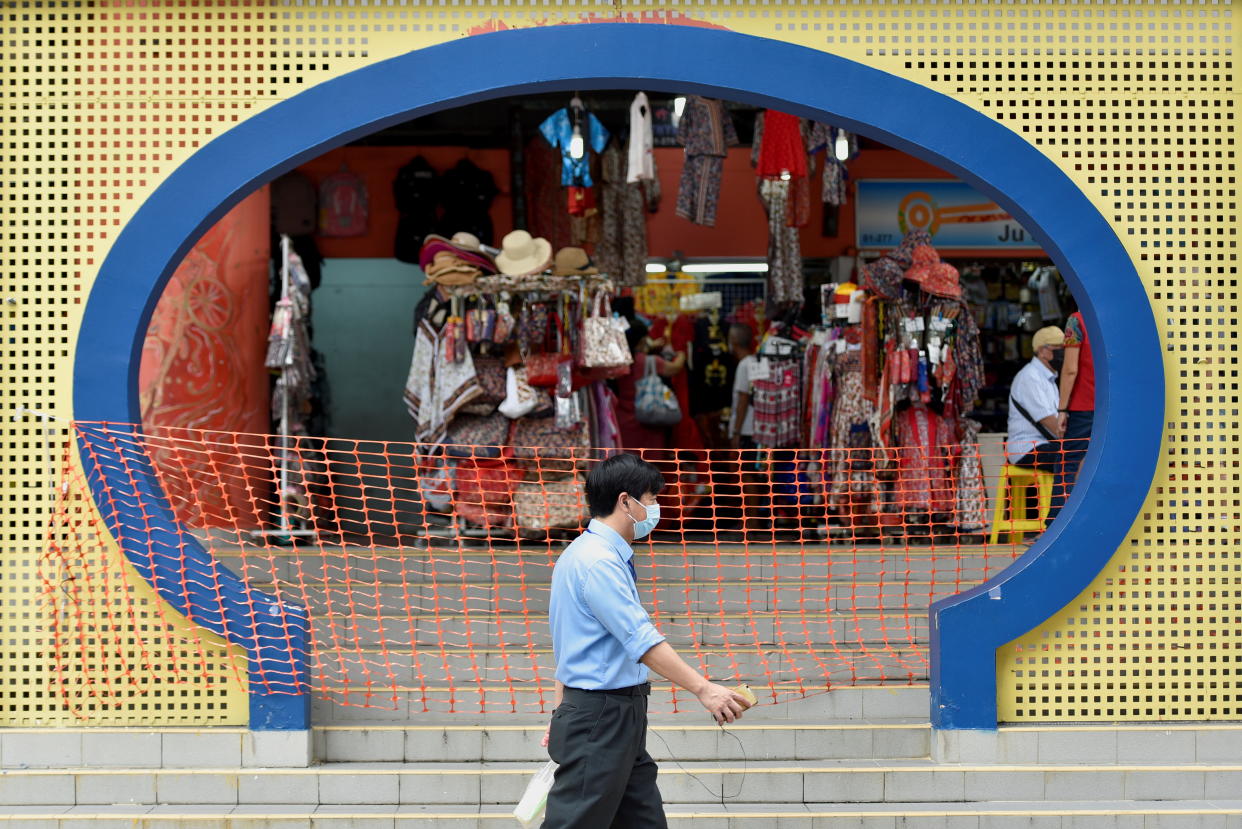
[291,144,1009,260]
[140,187,273,528]
[296,146,513,258]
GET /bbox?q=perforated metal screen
[2,0,1236,725]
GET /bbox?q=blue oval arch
[73,23,1162,730]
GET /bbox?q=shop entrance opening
[72,23,1161,730]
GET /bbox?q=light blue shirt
[1007,356,1059,462]
[549,520,666,690]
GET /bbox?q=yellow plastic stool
[989,464,1054,545]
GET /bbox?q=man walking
[541,453,750,828]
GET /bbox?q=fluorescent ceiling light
[681,262,769,274]
[645,263,668,273]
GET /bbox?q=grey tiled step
[218,550,1015,585]
[240,580,969,614]
[312,685,931,723]
[318,720,931,763]
[2,761,1241,806]
[300,648,931,690]
[307,612,929,649]
[4,801,1241,828]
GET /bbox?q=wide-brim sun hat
[552,246,599,277]
[496,230,553,277]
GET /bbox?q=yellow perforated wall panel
[2,0,1235,724]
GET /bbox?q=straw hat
[422,250,482,287]
[495,230,553,277]
[552,246,599,277]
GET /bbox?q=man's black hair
[585,453,665,518]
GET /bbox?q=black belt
[565,682,651,697]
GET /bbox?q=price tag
[750,359,771,381]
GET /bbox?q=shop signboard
[855,179,1036,251]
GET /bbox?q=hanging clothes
[808,122,856,206]
[675,96,739,227]
[627,92,655,184]
[403,317,483,444]
[758,179,803,305]
[435,159,499,245]
[755,110,808,180]
[392,156,439,264]
[955,418,987,532]
[752,356,803,449]
[538,106,610,188]
[597,145,657,287]
[893,404,957,516]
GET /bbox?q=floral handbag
[579,292,632,369]
[511,472,586,531]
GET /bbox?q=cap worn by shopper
[495,230,553,277]
[1032,326,1065,351]
[552,246,599,277]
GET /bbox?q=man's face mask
[1048,347,1065,373]
[626,497,661,540]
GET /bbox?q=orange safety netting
[47,421,1088,714]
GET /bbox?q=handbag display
[579,292,632,369]
[525,352,573,388]
[509,415,590,462]
[446,411,510,458]
[634,356,682,427]
[459,356,507,416]
[512,472,586,531]
[499,366,538,419]
[453,456,518,528]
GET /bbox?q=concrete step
[312,685,931,723]
[2,760,1240,807]
[3,801,1241,828]
[317,719,931,763]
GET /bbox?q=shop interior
[140,90,1085,545]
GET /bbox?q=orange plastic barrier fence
[49,422,1088,715]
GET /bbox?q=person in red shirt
[1056,311,1094,506]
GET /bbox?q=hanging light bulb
[673,96,687,119]
[569,124,585,160]
[834,129,851,162]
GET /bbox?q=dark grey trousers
[542,684,668,829]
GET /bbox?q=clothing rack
[252,234,318,545]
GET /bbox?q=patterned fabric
[675,96,738,227]
[808,122,856,206]
[950,300,985,413]
[893,405,957,514]
[597,145,655,287]
[404,318,482,444]
[758,178,803,305]
[752,359,802,449]
[955,418,987,531]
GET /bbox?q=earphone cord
[650,724,747,807]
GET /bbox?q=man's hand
[541,720,551,748]
[696,682,750,725]
[1058,413,1068,435]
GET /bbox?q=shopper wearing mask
[540,453,751,829]
[1006,326,1067,523]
